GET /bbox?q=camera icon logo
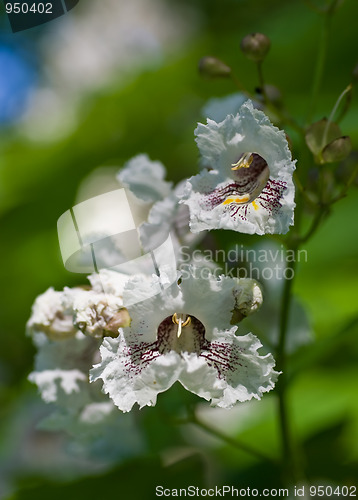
[57,189,178,307]
[4,0,80,33]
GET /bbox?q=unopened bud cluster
[240,33,271,62]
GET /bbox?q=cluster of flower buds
[305,118,352,165]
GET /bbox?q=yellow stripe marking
[222,195,250,205]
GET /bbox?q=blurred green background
[0,0,357,498]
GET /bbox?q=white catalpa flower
[180,100,296,235]
[90,269,278,412]
[117,154,203,256]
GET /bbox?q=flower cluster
[28,100,294,427]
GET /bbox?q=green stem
[276,254,300,482]
[294,171,317,208]
[277,257,297,368]
[321,84,352,148]
[186,414,278,464]
[230,73,250,95]
[306,10,330,123]
[300,205,329,244]
[257,62,266,97]
[330,162,358,204]
[303,0,325,14]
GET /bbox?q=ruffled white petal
[88,269,129,296]
[178,353,225,400]
[28,368,87,404]
[178,270,238,341]
[196,101,294,179]
[28,331,100,409]
[117,154,172,203]
[139,196,179,253]
[90,337,184,412]
[208,332,280,408]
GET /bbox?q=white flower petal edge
[117,154,172,204]
[202,93,248,123]
[26,287,81,340]
[139,181,204,256]
[29,331,100,409]
[180,100,296,235]
[90,329,278,412]
[90,269,278,412]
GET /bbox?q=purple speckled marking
[203,177,287,222]
[122,315,246,381]
[198,153,288,223]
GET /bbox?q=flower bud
[73,292,128,339]
[264,84,283,107]
[321,136,352,163]
[104,309,131,337]
[231,279,263,324]
[240,33,271,62]
[198,56,231,78]
[305,118,342,162]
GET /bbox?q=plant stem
[257,62,265,96]
[303,0,325,14]
[294,171,317,208]
[300,205,329,244]
[276,253,300,482]
[321,84,352,148]
[277,256,297,368]
[330,162,358,204]
[230,73,250,95]
[185,414,278,464]
[306,11,330,123]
